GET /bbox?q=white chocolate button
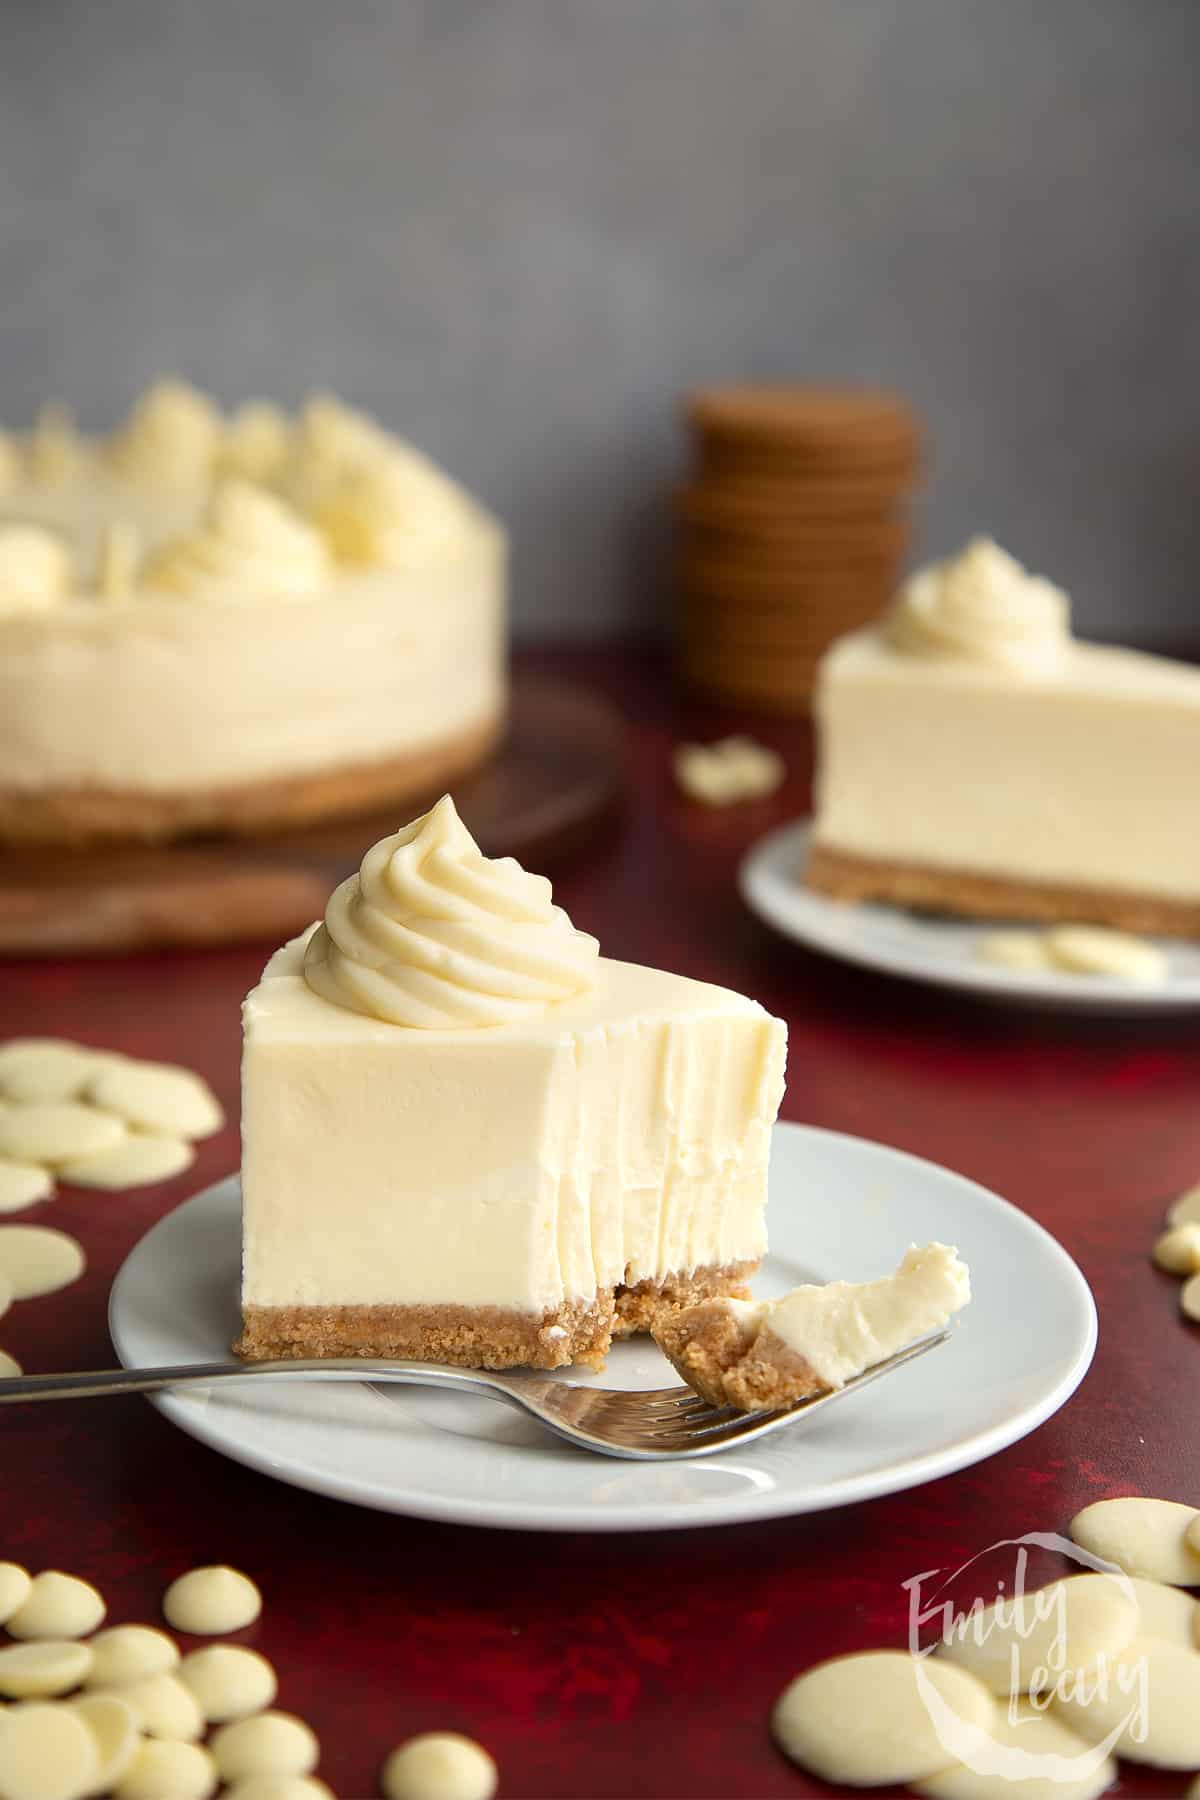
[0,1641,94,1698]
[179,1645,276,1722]
[1126,1576,1200,1648]
[6,1571,106,1640]
[1152,1223,1200,1275]
[0,1564,31,1625]
[0,1702,100,1800]
[1045,925,1168,984]
[381,1732,498,1800]
[0,1042,102,1103]
[84,1625,179,1688]
[1182,1273,1200,1323]
[224,1783,334,1800]
[211,1713,319,1782]
[1054,1638,1200,1766]
[1168,1183,1200,1228]
[0,1161,54,1214]
[115,1739,217,1800]
[0,1227,85,1300]
[117,1671,203,1741]
[0,1351,19,1377]
[163,1566,261,1635]
[673,744,742,806]
[1070,1496,1200,1586]
[0,1103,125,1166]
[60,1134,194,1190]
[771,1650,996,1786]
[937,1573,1137,1695]
[86,1063,223,1141]
[70,1692,141,1791]
[912,1698,1115,1800]
[976,931,1054,971]
[712,735,785,798]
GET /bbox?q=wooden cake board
[0,675,625,957]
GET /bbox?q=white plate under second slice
[109,1122,1096,1533]
[740,820,1200,1011]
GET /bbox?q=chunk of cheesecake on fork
[652,1243,970,1411]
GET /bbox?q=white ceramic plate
[741,821,1200,1011]
[109,1123,1096,1532]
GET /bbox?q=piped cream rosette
[888,537,1071,675]
[304,796,601,1028]
[144,479,331,603]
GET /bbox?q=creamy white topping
[763,1242,969,1386]
[888,537,1070,674]
[303,796,601,1028]
[280,395,391,513]
[0,526,72,613]
[27,405,87,486]
[316,445,475,570]
[108,379,223,486]
[145,480,330,603]
[219,403,291,484]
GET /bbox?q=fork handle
[0,1360,497,1404]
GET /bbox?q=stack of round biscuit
[676,386,922,713]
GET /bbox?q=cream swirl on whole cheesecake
[888,537,1071,675]
[145,479,331,602]
[0,525,73,612]
[304,796,600,1028]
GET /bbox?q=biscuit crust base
[806,842,1200,941]
[654,1304,825,1412]
[0,709,504,847]
[237,1260,760,1373]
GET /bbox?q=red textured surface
[2,642,1199,1800]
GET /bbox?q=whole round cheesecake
[0,381,507,844]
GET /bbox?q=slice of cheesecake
[237,796,787,1370]
[808,538,1200,937]
[654,1243,969,1411]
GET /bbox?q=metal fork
[0,1332,947,1461]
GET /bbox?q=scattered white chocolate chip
[1045,924,1168,984]
[1153,1223,1200,1276]
[86,1062,223,1141]
[0,1226,84,1299]
[0,1161,54,1214]
[0,1351,18,1378]
[211,1713,319,1782]
[1054,1638,1200,1767]
[1168,1183,1200,1228]
[975,931,1054,971]
[224,1782,334,1800]
[0,1640,94,1698]
[69,1692,141,1791]
[0,1042,103,1104]
[117,1671,204,1741]
[6,1570,106,1640]
[1070,1496,1200,1586]
[0,1701,100,1800]
[84,1625,180,1689]
[115,1738,217,1800]
[0,1226,85,1299]
[163,1565,262,1636]
[381,1732,498,1800]
[937,1572,1137,1695]
[912,1697,1116,1800]
[1184,1273,1200,1323]
[179,1644,276,1723]
[0,1103,125,1166]
[60,1133,194,1190]
[771,1650,995,1786]
[0,1564,32,1626]
[1126,1575,1200,1649]
[673,744,742,806]
[712,735,785,798]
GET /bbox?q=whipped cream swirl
[316,445,473,570]
[109,379,222,486]
[888,537,1070,675]
[304,796,601,1028]
[146,479,331,602]
[0,526,72,612]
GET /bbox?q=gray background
[1,0,1197,641]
